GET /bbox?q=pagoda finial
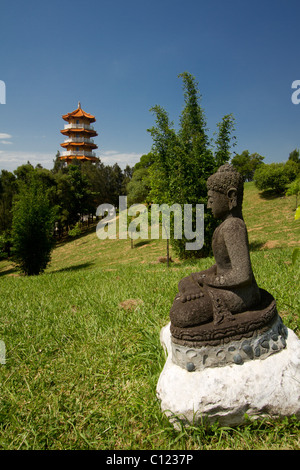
[78,101,81,109]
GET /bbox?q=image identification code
[106,454,194,466]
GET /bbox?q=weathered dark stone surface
[170,314,287,371]
[171,288,278,347]
[169,164,281,350]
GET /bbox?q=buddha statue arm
[191,264,217,283]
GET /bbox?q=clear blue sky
[0,0,300,172]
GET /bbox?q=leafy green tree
[287,149,300,176]
[13,162,35,184]
[94,163,126,208]
[126,168,151,205]
[52,151,66,174]
[121,164,133,195]
[172,73,217,257]
[0,165,57,255]
[147,72,235,258]
[51,164,92,233]
[288,148,300,165]
[110,163,125,205]
[254,161,298,193]
[133,153,155,171]
[0,170,17,256]
[11,177,55,275]
[286,177,300,208]
[126,154,154,204]
[147,104,185,262]
[52,159,134,234]
[285,159,300,178]
[178,72,210,156]
[0,170,17,232]
[148,104,178,204]
[0,158,136,247]
[231,150,264,181]
[81,160,115,209]
[52,171,73,234]
[65,165,93,226]
[80,160,107,217]
[214,114,236,167]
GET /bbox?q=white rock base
[156,323,300,428]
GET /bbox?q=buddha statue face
[207,189,237,219]
[207,164,244,219]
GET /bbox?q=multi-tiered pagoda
[59,102,99,164]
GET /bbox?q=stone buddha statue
[170,164,262,339]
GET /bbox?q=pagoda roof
[60,127,98,137]
[62,103,96,122]
[60,141,98,149]
[59,155,99,162]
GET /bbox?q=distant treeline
[0,156,133,257]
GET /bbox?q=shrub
[0,234,7,258]
[286,177,300,208]
[68,223,82,238]
[231,150,264,181]
[254,161,298,193]
[11,178,55,275]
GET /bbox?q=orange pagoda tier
[59,102,99,164]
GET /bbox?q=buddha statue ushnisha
[170,164,261,337]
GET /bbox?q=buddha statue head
[207,164,244,219]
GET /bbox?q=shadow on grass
[0,261,95,277]
[133,240,151,248]
[49,262,95,274]
[249,241,265,251]
[54,222,98,249]
[259,189,285,200]
[0,266,19,277]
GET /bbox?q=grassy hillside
[0,182,298,274]
[243,182,299,250]
[0,183,299,450]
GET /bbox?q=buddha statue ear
[227,187,237,210]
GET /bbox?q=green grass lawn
[0,183,299,450]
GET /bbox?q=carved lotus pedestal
[156,291,300,428]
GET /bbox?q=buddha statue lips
[170,164,261,335]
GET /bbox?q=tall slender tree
[214,114,236,167]
[148,104,178,204]
[148,72,235,258]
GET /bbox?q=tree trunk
[167,238,169,268]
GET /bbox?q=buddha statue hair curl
[207,164,244,207]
